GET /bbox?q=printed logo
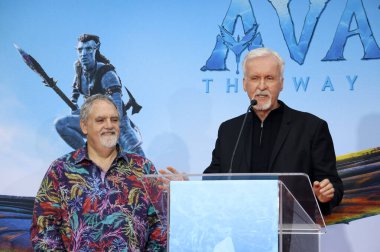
[201,0,380,74]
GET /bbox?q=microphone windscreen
[250,99,257,106]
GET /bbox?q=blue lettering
[346,75,358,90]
[202,79,213,93]
[201,0,263,73]
[226,78,239,93]
[322,76,335,91]
[293,77,310,92]
[269,0,330,65]
[323,0,380,61]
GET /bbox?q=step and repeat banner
[1,0,379,251]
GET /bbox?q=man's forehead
[77,40,97,48]
[246,55,281,72]
[90,100,118,116]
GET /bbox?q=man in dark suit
[204,48,343,215]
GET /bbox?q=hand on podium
[157,166,189,190]
[313,179,335,203]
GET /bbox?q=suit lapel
[268,105,292,170]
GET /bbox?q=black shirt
[251,104,284,172]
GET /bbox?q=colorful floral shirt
[30,145,166,251]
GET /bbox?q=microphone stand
[228,99,257,173]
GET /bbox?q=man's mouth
[255,94,268,100]
[101,131,116,136]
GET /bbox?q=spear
[14,44,77,111]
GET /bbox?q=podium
[142,173,326,252]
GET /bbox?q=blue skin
[55,40,144,156]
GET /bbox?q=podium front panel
[141,173,325,252]
[169,180,279,252]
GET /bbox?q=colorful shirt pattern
[30,145,166,251]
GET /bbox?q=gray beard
[254,100,272,111]
[100,134,118,148]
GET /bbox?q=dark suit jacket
[204,101,343,215]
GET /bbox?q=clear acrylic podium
[141,173,326,252]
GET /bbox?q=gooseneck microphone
[228,99,257,173]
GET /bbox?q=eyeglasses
[76,46,97,54]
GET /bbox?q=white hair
[242,48,285,77]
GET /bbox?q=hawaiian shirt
[30,145,166,251]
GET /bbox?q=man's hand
[159,166,179,176]
[313,179,335,203]
[157,166,189,190]
[159,166,189,181]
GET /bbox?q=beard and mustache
[252,90,272,111]
[100,130,119,148]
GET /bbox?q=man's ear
[80,120,88,135]
[243,78,247,92]
[95,42,101,50]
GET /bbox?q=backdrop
[1,0,379,251]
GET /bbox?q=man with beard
[204,48,343,216]
[55,34,144,156]
[31,94,166,251]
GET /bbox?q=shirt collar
[251,100,284,121]
[73,143,128,165]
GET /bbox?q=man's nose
[257,78,267,89]
[105,119,114,128]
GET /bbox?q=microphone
[228,99,257,173]
[250,99,258,107]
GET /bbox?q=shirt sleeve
[204,123,224,174]
[145,205,167,251]
[311,120,344,215]
[143,160,167,251]
[30,161,66,251]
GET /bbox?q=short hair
[242,48,285,77]
[80,94,118,122]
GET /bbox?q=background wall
[0,0,379,251]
